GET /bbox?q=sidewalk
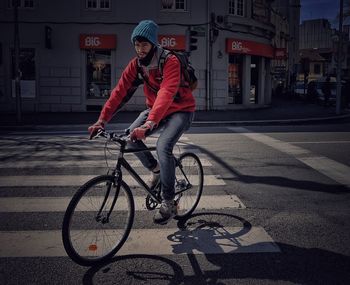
[1,96,350,131]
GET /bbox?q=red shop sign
[158,35,186,51]
[274,48,288,60]
[226,38,274,58]
[79,34,116,49]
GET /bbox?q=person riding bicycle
[88,20,196,225]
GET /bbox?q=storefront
[158,35,186,51]
[79,34,185,110]
[226,38,274,106]
[79,34,116,110]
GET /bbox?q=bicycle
[62,130,204,266]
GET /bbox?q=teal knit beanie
[131,20,159,45]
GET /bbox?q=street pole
[336,0,343,115]
[206,0,211,111]
[14,0,22,124]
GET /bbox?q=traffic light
[45,26,52,49]
[186,28,199,52]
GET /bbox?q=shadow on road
[190,142,349,194]
[82,212,350,284]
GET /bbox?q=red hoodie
[99,50,196,125]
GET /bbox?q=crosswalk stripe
[0,174,225,187]
[0,148,202,157]
[0,136,191,143]
[0,158,213,168]
[0,227,279,257]
[0,141,195,150]
[0,194,245,212]
[229,127,350,188]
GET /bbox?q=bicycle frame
[96,132,192,221]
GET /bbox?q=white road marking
[0,174,226,187]
[0,194,245,212]
[229,127,350,187]
[0,158,213,168]
[0,227,279,257]
[288,141,350,144]
[0,148,202,157]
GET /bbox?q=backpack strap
[136,58,159,93]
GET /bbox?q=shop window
[86,50,111,99]
[228,0,244,17]
[85,0,110,10]
[250,56,259,104]
[11,48,36,98]
[228,54,243,104]
[161,0,187,11]
[8,0,34,8]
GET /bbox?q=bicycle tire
[62,175,134,266]
[174,152,203,219]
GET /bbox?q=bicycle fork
[95,170,122,224]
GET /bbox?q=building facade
[0,0,298,113]
[271,0,300,91]
[298,19,349,81]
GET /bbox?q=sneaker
[153,199,177,225]
[147,163,160,189]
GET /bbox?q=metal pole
[14,0,22,124]
[206,0,211,111]
[336,0,343,114]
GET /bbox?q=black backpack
[137,48,198,92]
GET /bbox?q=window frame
[85,0,111,11]
[228,0,244,17]
[160,0,188,12]
[8,0,35,9]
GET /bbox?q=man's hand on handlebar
[130,121,156,142]
[88,120,106,140]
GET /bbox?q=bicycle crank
[146,194,159,210]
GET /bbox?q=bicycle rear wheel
[174,152,203,219]
[62,175,134,266]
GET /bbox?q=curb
[1,113,349,134]
[191,113,350,126]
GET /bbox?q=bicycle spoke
[174,153,203,219]
[62,176,134,265]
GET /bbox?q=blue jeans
[127,110,194,200]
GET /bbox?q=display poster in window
[86,50,111,99]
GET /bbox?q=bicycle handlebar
[91,129,130,145]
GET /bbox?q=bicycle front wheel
[174,152,204,219]
[62,175,134,266]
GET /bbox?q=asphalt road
[0,122,349,284]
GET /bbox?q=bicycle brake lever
[90,128,105,140]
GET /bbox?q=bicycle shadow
[81,211,350,284]
[169,212,257,255]
[82,254,184,285]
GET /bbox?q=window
[229,0,244,17]
[161,0,187,11]
[11,48,36,98]
[86,50,111,99]
[228,54,243,104]
[8,0,34,8]
[86,0,110,10]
